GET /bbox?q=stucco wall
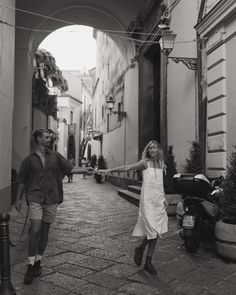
[93,32,138,168]
[167,0,198,172]
[0,1,15,213]
[33,109,47,130]
[13,29,33,171]
[196,0,236,177]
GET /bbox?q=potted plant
[164,145,177,193]
[94,155,107,183]
[182,141,205,174]
[215,146,236,261]
[164,146,180,216]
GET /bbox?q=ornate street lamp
[159,29,177,56]
[159,29,197,70]
[106,96,127,121]
[106,96,116,112]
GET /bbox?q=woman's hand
[164,198,169,209]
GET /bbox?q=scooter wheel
[184,237,200,253]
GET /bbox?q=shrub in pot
[221,147,236,224]
[182,140,205,174]
[176,141,204,223]
[164,145,177,193]
[164,145,180,216]
[215,145,236,261]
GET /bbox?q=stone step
[117,189,140,207]
[127,185,141,194]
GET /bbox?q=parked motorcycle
[173,173,223,253]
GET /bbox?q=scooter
[173,173,223,253]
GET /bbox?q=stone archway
[13,0,142,170]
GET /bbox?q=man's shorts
[28,202,58,223]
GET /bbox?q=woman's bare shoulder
[139,159,148,169]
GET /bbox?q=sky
[39,25,97,71]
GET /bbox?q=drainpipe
[196,0,207,174]
[160,53,168,158]
[197,33,206,174]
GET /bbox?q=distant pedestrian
[99,140,168,274]
[67,154,75,182]
[81,157,87,179]
[15,128,73,284]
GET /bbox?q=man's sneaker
[24,264,35,284]
[33,260,42,277]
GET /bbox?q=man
[15,128,73,284]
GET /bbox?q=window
[107,113,109,132]
[70,111,73,123]
[118,103,121,113]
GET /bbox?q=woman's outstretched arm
[99,159,147,175]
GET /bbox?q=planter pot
[165,194,181,217]
[215,220,236,261]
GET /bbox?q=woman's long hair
[142,140,165,169]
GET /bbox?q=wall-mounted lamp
[87,128,102,141]
[87,128,99,137]
[106,96,127,121]
[160,29,197,70]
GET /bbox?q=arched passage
[13,1,140,170]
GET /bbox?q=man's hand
[97,169,111,175]
[15,199,22,212]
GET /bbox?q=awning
[50,66,68,91]
[93,132,103,141]
[35,49,56,72]
[34,49,68,92]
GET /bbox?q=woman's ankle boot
[144,255,157,274]
[134,246,144,266]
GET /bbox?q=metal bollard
[0,214,16,295]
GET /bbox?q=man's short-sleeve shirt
[17,149,73,204]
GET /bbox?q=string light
[0,2,202,45]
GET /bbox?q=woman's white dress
[132,161,168,239]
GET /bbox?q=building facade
[0,0,15,213]
[91,30,139,168]
[1,0,236,214]
[92,0,200,174]
[196,0,236,178]
[57,95,82,166]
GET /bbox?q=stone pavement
[8,175,236,295]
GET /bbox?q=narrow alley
[8,175,236,295]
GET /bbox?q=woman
[99,140,168,274]
[81,157,87,179]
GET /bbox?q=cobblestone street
[8,175,236,295]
